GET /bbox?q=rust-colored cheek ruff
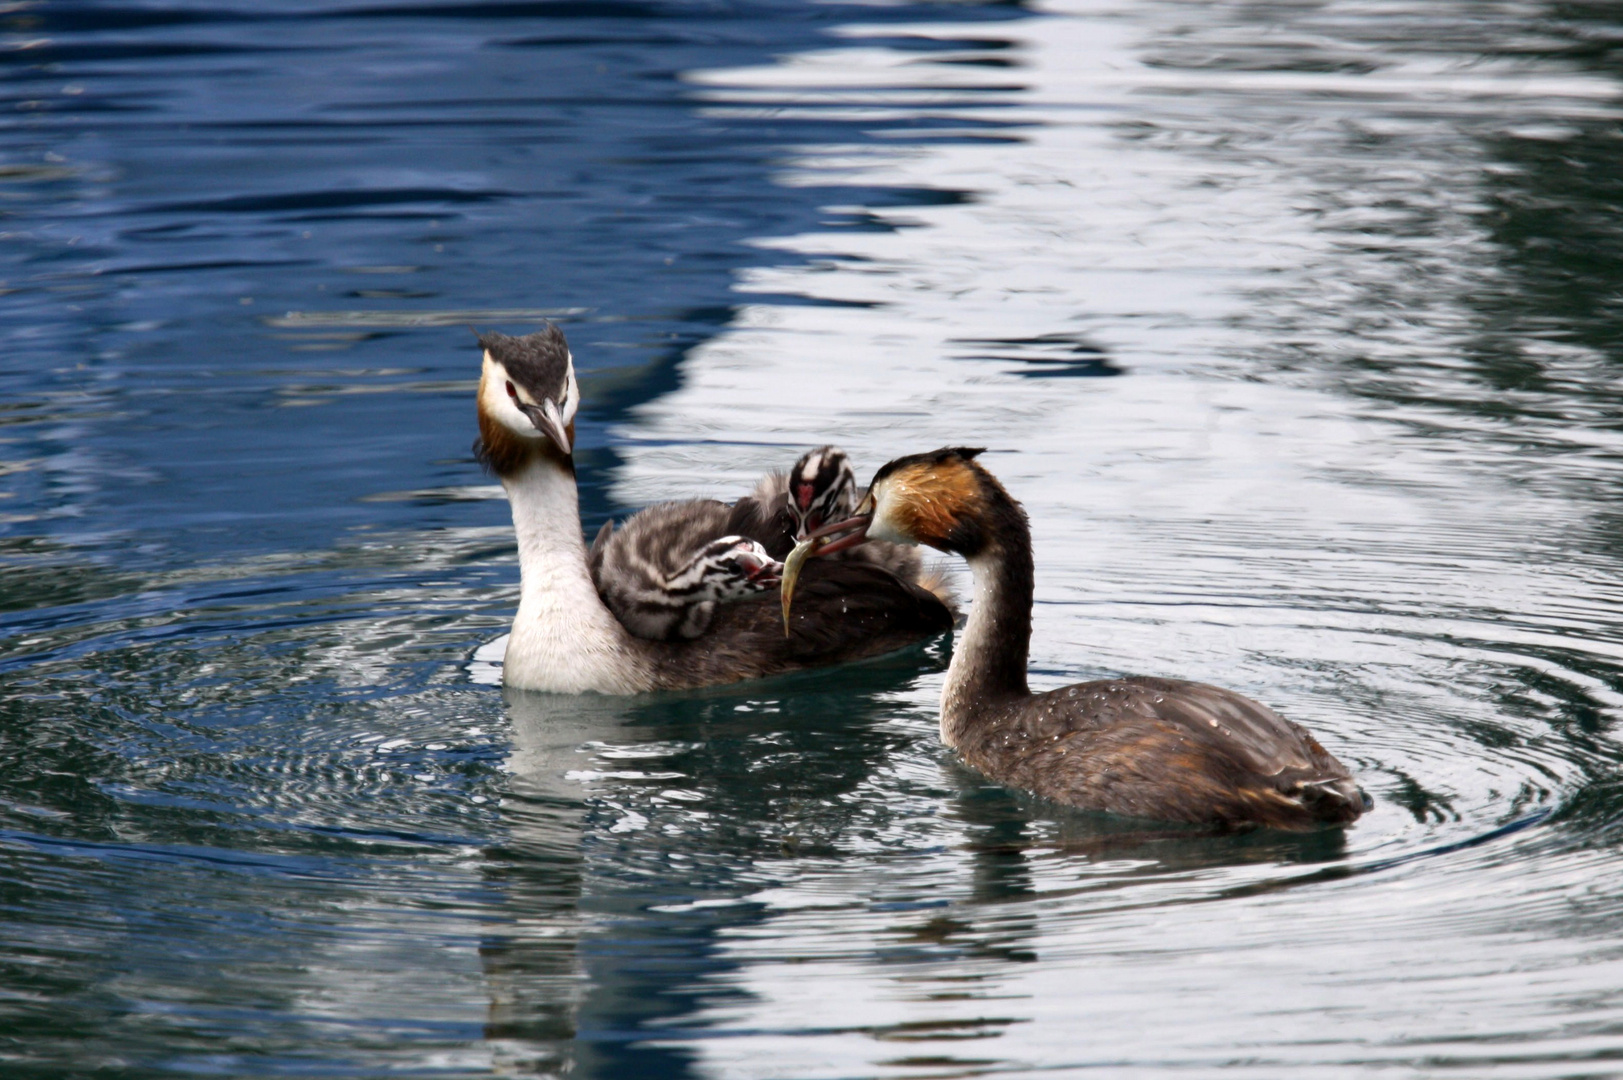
[888,464,983,547]
[474,381,573,478]
[475,397,535,477]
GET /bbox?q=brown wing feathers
[649,558,953,688]
[953,678,1364,828]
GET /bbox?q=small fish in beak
[780,535,822,635]
[778,509,873,635]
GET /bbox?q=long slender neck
[940,506,1033,747]
[499,456,654,694]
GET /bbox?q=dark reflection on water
[0,0,1023,563]
[491,652,951,1077]
[4,0,1623,1076]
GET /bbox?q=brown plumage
[954,676,1366,829]
[648,559,952,688]
[799,447,1368,830]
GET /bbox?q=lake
[3,1,1622,1076]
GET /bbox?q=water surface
[3,1,1623,1076]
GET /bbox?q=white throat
[499,458,653,694]
[940,552,1002,746]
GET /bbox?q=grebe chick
[586,447,844,641]
[474,326,953,693]
[733,441,863,555]
[792,447,1368,829]
[589,501,781,641]
[729,445,923,582]
[726,445,856,558]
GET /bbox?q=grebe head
[689,536,782,600]
[806,446,1002,557]
[786,446,857,540]
[474,324,580,475]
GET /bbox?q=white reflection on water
[576,1,1623,1074]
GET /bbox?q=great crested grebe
[789,447,1368,829]
[474,326,954,693]
[589,501,781,641]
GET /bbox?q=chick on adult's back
[589,500,779,641]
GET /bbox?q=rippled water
[3,1,1622,1076]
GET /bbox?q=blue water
[4,1,1623,1076]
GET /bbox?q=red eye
[505,381,518,400]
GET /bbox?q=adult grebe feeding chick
[475,326,953,693]
[589,444,907,643]
[786,447,1368,829]
[729,444,924,582]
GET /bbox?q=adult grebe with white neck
[786,446,1368,829]
[475,326,953,693]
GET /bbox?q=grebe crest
[863,447,1000,555]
